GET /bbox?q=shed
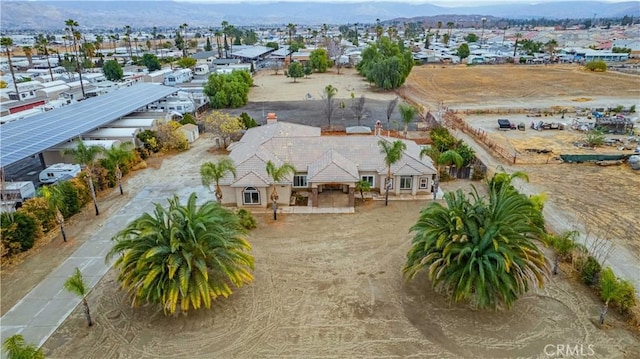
[179,123,200,143]
[35,84,70,99]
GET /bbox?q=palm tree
[420,147,463,198]
[2,334,44,359]
[1,37,20,100]
[221,21,230,57]
[378,139,407,206]
[265,160,295,220]
[41,185,68,242]
[124,25,133,59]
[386,97,399,136]
[436,21,443,43]
[106,193,254,315]
[151,26,158,54]
[101,142,135,195]
[446,21,454,47]
[599,267,625,325]
[65,19,86,97]
[404,182,548,310]
[36,34,55,81]
[200,158,237,202]
[547,230,583,275]
[398,103,418,139]
[323,84,338,127]
[179,23,188,57]
[22,46,33,68]
[63,267,93,326]
[214,30,223,58]
[287,23,296,63]
[355,179,371,202]
[513,32,522,57]
[63,139,101,216]
[545,39,558,62]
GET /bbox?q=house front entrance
[313,183,355,208]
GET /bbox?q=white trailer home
[108,118,163,129]
[1,181,36,213]
[144,69,173,84]
[164,69,193,86]
[84,127,142,146]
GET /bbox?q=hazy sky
[172,0,628,4]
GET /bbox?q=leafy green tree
[63,139,102,216]
[141,53,161,71]
[100,142,135,195]
[2,334,44,359]
[176,57,196,69]
[266,160,295,220]
[546,230,583,275]
[179,113,196,125]
[265,42,279,50]
[200,111,245,147]
[457,43,470,61]
[355,179,371,201]
[284,62,304,83]
[357,37,413,90]
[304,61,313,78]
[598,267,634,325]
[398,103,418,138]
[309,48,329,73]
[107,193,254,315]
[585,60,607,72]
[1,212,38,257]
[200,158,237,202]
[464,33,478,42]
[102,59,123,81]
[204,37,212,51]
[378,139,407,206]
[203,70,253,108]
[244,30,258,45]
[63,267,93,326]
[404,181,548,310]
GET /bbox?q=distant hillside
[1,1,638,30]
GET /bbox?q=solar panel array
[1,83,178,168]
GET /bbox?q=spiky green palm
[404,184,548,310]
[2,334,44,359]
[101,142,135,195]
[106,193,254,315]
[200,158,236,202]
[63,139,102,215]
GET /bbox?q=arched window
[243,187,260,205]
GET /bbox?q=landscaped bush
[578,256,602,285]
[236,209,257,230]
[18,197,56,232]
[239,112,258,129]
[155,122,189,152]
[1,212,40,257]
[137,130,160,153]
[69,177,91,209]
[56,180,82,218]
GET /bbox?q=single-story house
[218,121,437,208]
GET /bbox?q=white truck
[1,181,37,212]
[39,163,82,184]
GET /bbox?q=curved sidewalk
[0,184,210,357]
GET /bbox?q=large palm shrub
[106,193,254,315]
[404,183,549,310]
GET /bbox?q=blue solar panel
[1,83,178,167]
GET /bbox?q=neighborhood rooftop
[0,83,178,168]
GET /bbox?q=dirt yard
[3,64,640,358]
[40,189,640,358]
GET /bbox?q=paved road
[0,183,211,357]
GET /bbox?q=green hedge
[1,212,39,257]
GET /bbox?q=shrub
[579,256,601,285]
[18,197,56,232]
[155,123,189,152]
[239,112,258,129]
[585,60,607,72]
[69,177,91,208]
[236,209,257,230]
[615,279,637,314]
[1,212,39,257]
[137,130,160,153]
[56,180,82,218]
[180,113,196,125]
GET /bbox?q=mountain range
[1,1,639,30]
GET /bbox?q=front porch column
[312,188,318,207]
[348,187,355,207]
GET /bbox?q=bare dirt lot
[41,194,640,358]
[4,65,640,358]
